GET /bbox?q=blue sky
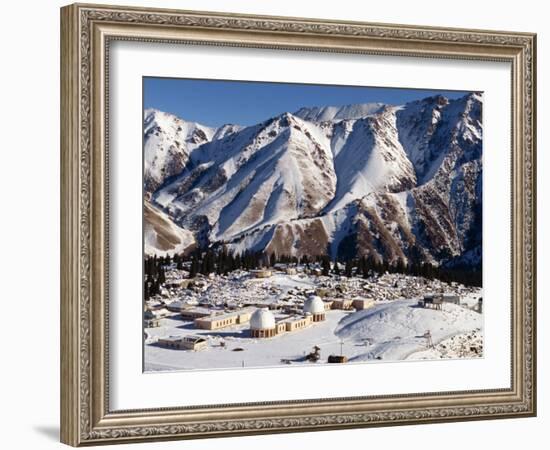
[144,77,472,128]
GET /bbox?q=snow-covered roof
[304,295,325,314]
[250,308,276,330]
[158,335,184,342]
[182,335,207,343]
[148,308,171,318]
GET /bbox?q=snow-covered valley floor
[144,271,483,372]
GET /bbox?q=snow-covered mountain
[143,109,242,192]
[152,112,337,246]
[143,93,482,268]
[324,107,416,212]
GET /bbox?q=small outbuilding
[420,294,443,310]
[331,298,354,310]
[442,294,461,305]
[143,312,161,328]
[251,269,273,279]
[157,335,208,351]
[180,307,212,320]
[194,308,254,330]
[328,355,348,364]
[352,298,374,310]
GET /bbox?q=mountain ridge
[143,93,483,269]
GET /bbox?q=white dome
[304,295,325,314]
[250,308,276,330]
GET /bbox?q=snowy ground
[335,299,482,362]
[145,309,352,371]
[406,329,483,360]
[144,272,483,372]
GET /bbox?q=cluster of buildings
[142,256,482,361]
[417,293,482,313]
[149,293,378,351]
[172,295,376,343]
[145,268,476,353]
[249,295,326,338]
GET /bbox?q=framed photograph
[60,3,537,446]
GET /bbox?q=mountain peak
[430,94,448,103]
[143,110,217,192]
[277,111,297,124]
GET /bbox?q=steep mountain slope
[396,93,482,184]
[144,201,196,257]
[144,109,216,192]
[154,113,337,246]
[325,107,416,212]
[144,93,483,267]
[329,94,483,265]
[144,109,223,192]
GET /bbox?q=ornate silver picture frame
[60,3,536,446]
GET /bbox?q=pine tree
[152,256,158,278]
[394,258,405,274]
[158,265,166,285]
[361,256,369,279]
[227,253,236,272]
[216,252,222,275]
[207,251,215,274]
[321,257,331,276]
[144,258,150,278]
[345,260,353,277]
[144,280,150,300]
[333,260,340,276]
[148,276,159,297]
[153,278,160,296]
[189,255,198,278]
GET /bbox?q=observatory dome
[304,295,325,315]
[250,308,276,330]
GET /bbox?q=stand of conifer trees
[143,255,168,300]
[144,249,481,301]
